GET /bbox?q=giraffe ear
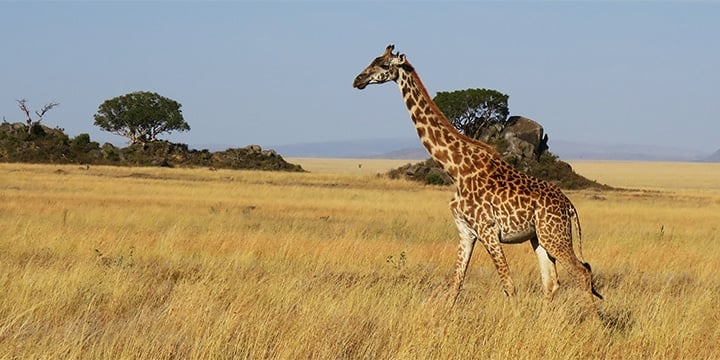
[398,54,407,63]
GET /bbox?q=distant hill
[262,137,712,162]
[700,148,720,162]
[549,140,708,162]
[366,147,428,160]
[270,138,424,159]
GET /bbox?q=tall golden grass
[1,161,718,358]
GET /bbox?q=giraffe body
[353,45,602,310]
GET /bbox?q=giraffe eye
[380,64,390,70]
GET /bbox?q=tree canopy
[433,88,509,140]
[93,91,189,144]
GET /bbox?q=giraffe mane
[405,68,499,157]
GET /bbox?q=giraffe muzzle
[353,75,368,89]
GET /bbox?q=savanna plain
[1,159,719,359]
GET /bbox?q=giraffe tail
[571,206,603,300]
[570,205,586,264]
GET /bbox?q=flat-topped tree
[94,91,189,144]
[433,88,510,141]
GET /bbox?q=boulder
[500,116,548,160]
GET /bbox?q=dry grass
[569,160,720,192]
[1,161,719,359]
[286,157,425,175]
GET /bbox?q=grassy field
[1,160,718,359]
[285,157,424,175]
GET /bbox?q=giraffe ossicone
[353,44,602,313]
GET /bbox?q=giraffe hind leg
[550,245,598,313]
[536,228,598,315]
[582,262,603,300]
[530,236,559,302]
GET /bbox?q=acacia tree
[433,88,509,140]
[93,91,189,144]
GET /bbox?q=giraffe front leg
[446,212,477,305]
[478,226,516,298]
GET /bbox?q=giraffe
[353,45,602,311]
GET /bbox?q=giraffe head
[353,44,413,89]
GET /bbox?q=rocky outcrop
[501,116,548,160]
[386,116,610,190]
[0,122,304,172]
[456,115,548,168]
[387,158,452,185]
[210,144,302,171]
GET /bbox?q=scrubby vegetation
[0,122,303,172]
[525,152,612,190]
[387,152,611,190]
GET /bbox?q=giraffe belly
[499,226,536,244]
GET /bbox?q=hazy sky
[2,1,718,153]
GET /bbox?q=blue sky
[2,1,718,153]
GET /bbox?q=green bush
[425,172,447,185]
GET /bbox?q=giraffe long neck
[396,66,494,181]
